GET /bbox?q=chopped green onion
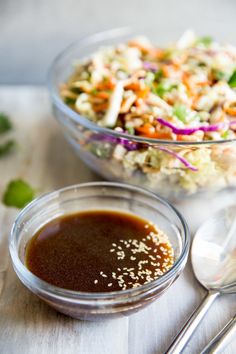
[196,36,213,47]
[90,144,112,159]
[0,140,15,157]
[126,126,135,135]
[64,97,76,105]
[173,104,188,122]
[228,70,236,88]
[2,179,35,209]
[145,70,163,90]
[0,113,12,134]
[155,82,178,98]
[221,131,230,139]
[145,72,155,87]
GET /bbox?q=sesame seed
[149,255,156,261]
[90,223,174,291]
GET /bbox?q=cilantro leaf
[0,140,15,157]
[0,113,12,134]
[2,179,35,209]
[154,69,163,81]
[228,70,236,88]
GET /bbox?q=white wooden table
[0,86,235,354]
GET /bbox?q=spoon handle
[166,291,219,354]
[200,315,236,354]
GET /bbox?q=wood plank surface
[0,87,235,354]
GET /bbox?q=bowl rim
[48,27,236,147]
[9,181,190,303]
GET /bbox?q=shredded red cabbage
[90,133,138,151]
[118,138,139,151]
[143,61,158,72]
[156,118,227,135]
[91,134,197,170]
[158,146,198,171]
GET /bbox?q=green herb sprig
[2,179,35,209]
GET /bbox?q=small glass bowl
[9,182,189,321]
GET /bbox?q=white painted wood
[0,87,235,354]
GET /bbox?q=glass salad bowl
[48,28,236,199]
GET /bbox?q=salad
[60,31,236,195]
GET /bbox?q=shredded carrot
[154,132,173,139]
[191,93,200,109]
[162,65,178,78]
[125,82,142,91]
[154,48,165,60]
[136,124,172,139]
[136,123,155,134]
[93,91,110,99]
[182,72,193,92]
[196,81,210,87]
[93,102,109,112]
[128,40,151,53]
[96,77,116,90]
[134,98,145,108]
[224,103,236,116]
[136,87,150,99]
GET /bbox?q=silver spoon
[200,314,236,354]
[166,205,236,354]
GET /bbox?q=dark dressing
[25,210,174,292]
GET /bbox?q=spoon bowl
[192,205,236,293]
